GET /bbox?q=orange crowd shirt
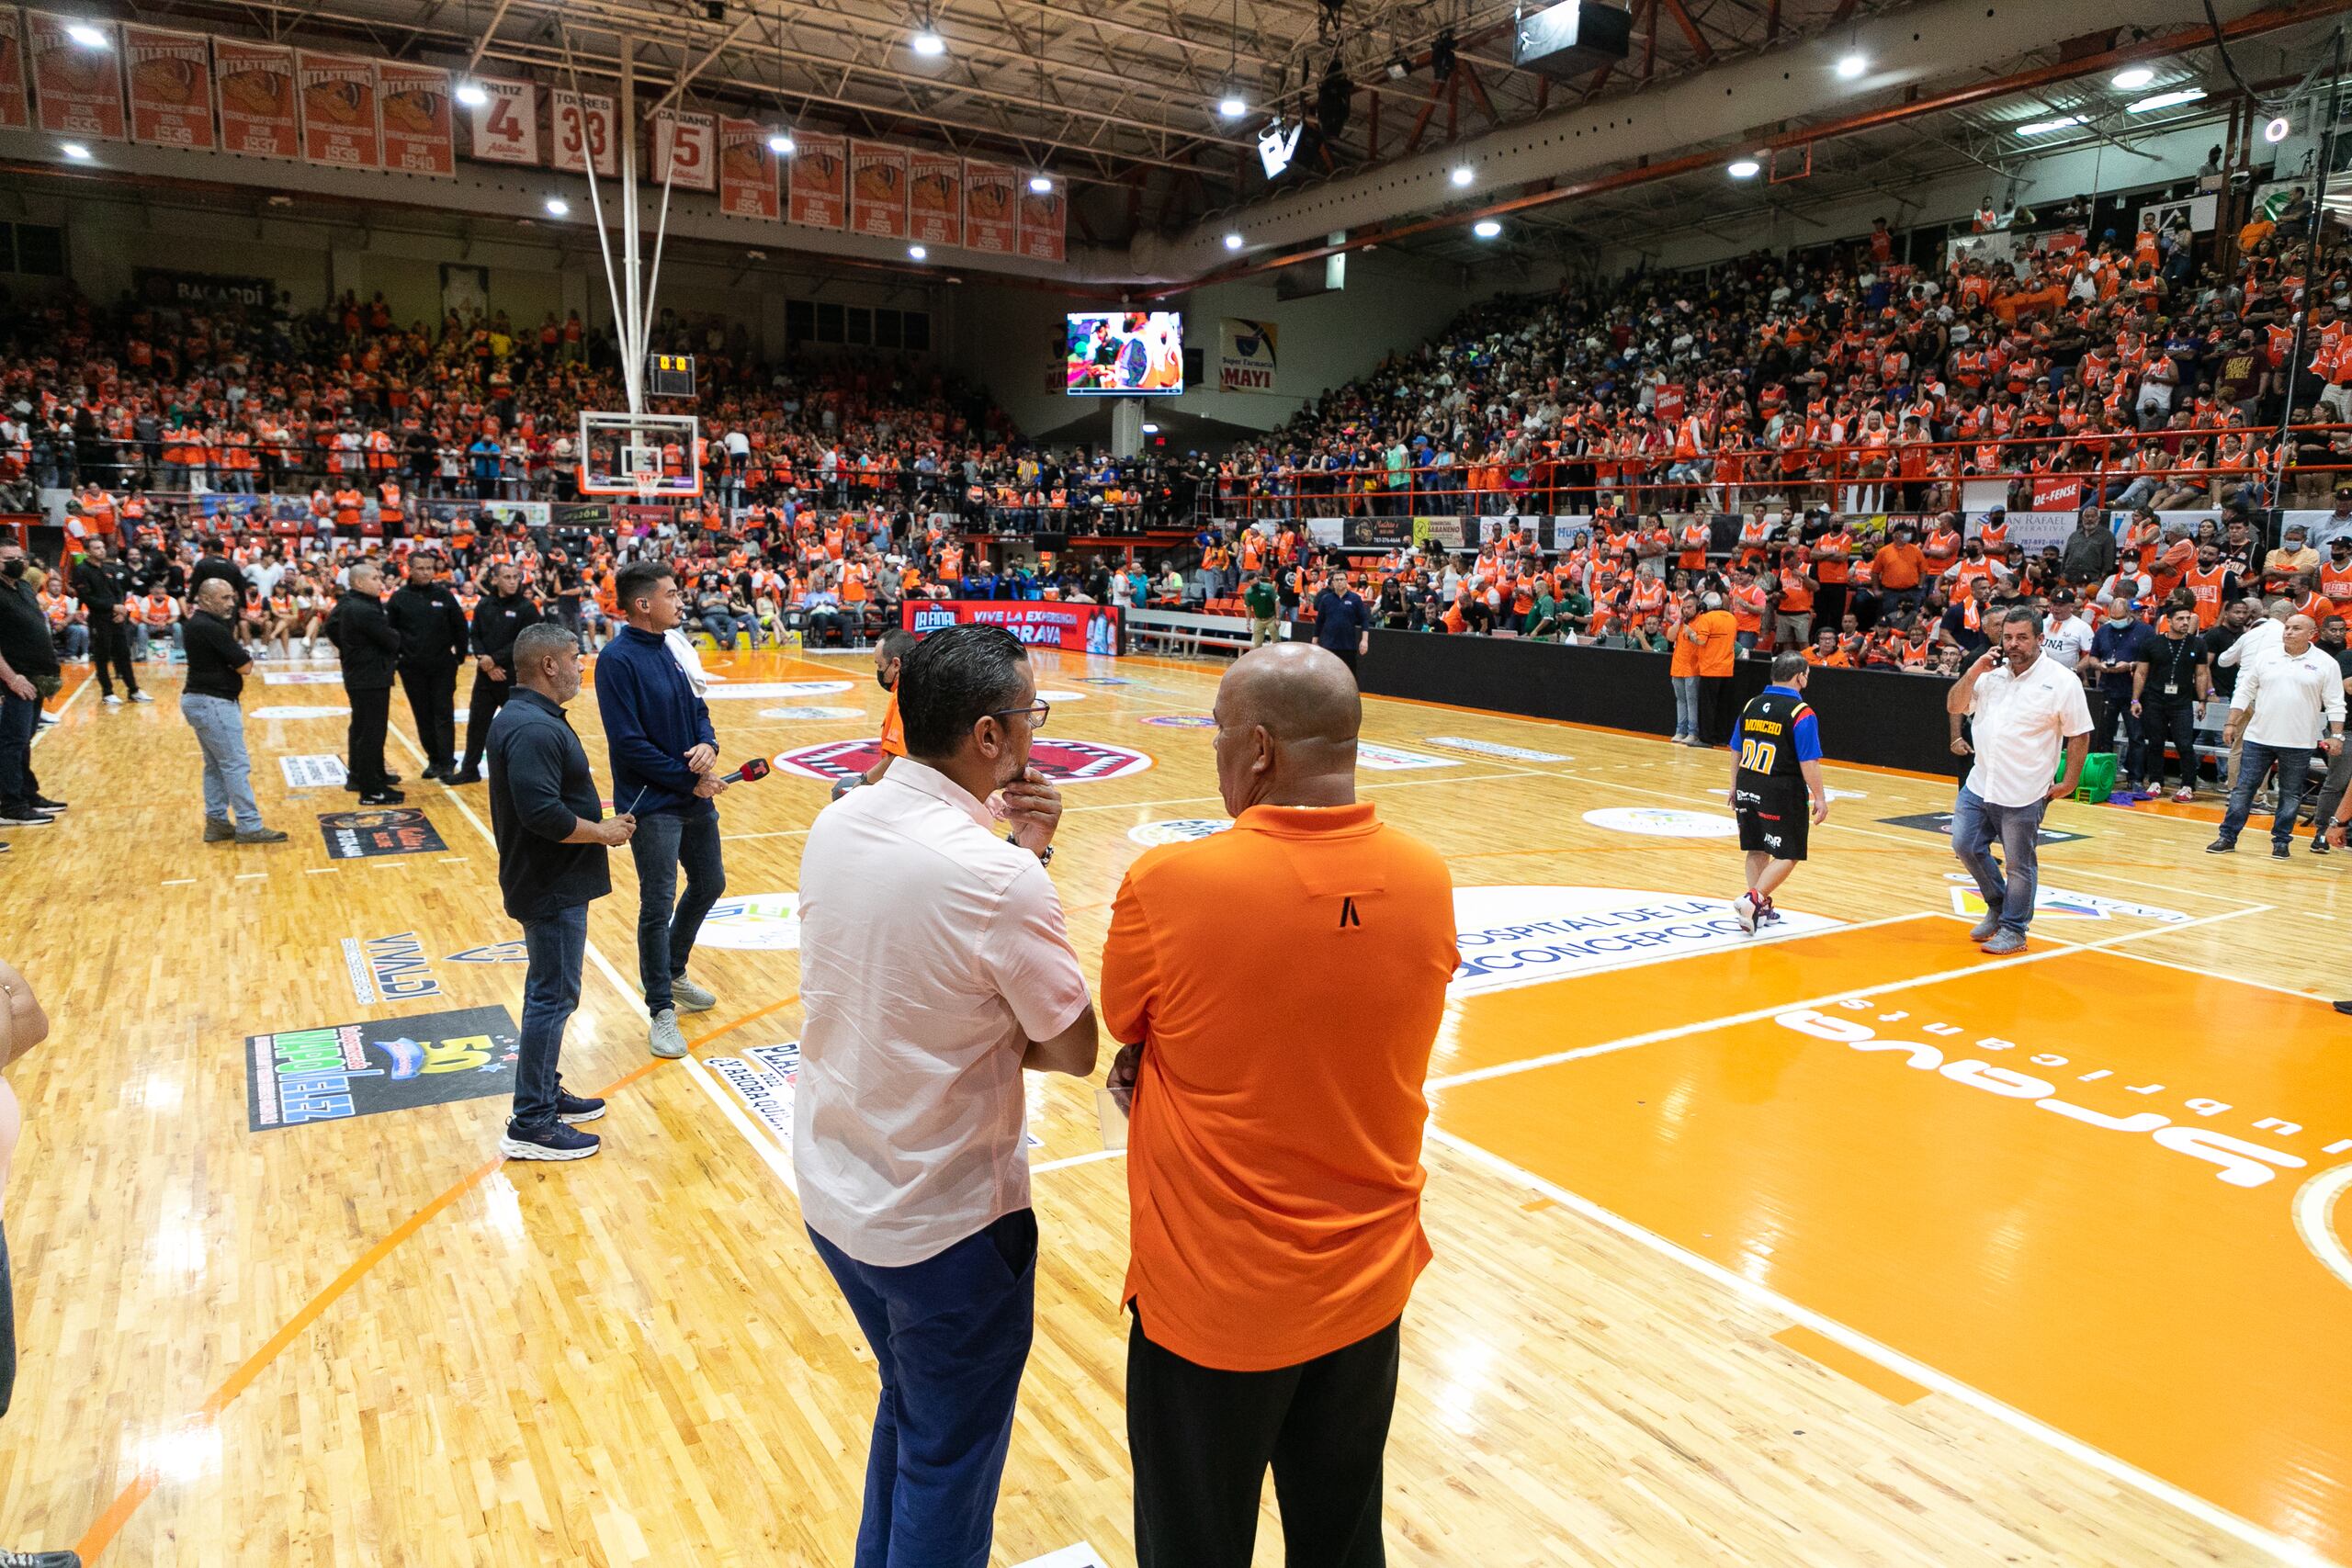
[877,689,906,759]
[1099,800,1456,1372]
[1690,607,1738,677]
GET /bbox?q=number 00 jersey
[1733,683,1823,792]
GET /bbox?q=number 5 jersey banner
[904,599,1124,656]
[649,107,717,192]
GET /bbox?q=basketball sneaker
[500,1122,601,1161]
[672,976,718,1012]
[556,1091,606,1124]
[1733,891,1759,934]
[1758,897,1784,926]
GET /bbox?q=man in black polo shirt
[488,622,636,1161]
[324,561,404,805]
[72,536,147,708]
[180,576,287,845]
[1312,568,1371,675]
[385,553,468,781]
[452,561,542,786]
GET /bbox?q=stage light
[1473,219,1501,238]
[909,244,928,260]
[1727,158,1760,178]
[2127,88,2206,114]
[2016,116,2086,136]
[1451,165,1474,186]
[1224,231,1244,250]
[1835,52,1866,79]
[63,21,107,48]
[1217,95,1247,118]
[544,196,570,216]
[1029,174,1053,193]
[910,28,945,56]
[455,80,490,107]
[768,132,796,154]
[59,141,91,161]
[2111,66,2155,91]
[2265,115,2292,143]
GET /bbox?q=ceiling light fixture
[909,244,928,260]
[60,141,91,160]
[2015,116,2086,136]
[1223,231,1244,250]
[1472,219,1501,238]
[454,79,490,107]
[910,27,944,55]
[1451,165,1474,186]
[2110,66,2156,91]
[1217,95,1247,118]
[768,131,796,154]
[1727,158,1761,178]
[63,21,107,48]
[544,196,569,216]
[2126,87,2207,114]
[2264,115,2292,143]
[1029,173,1053,193]
[1835,52,1866,79]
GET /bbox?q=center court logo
[775,738,1153,784]
[1127,818,1232,846]
[1450,885,1840,995]
[697,893,805,951]
[1582,807,1737,838]
[1139,715,1216,728]
[755,705,864,721]
[701,681,854,702]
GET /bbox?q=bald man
[2213,612,2345,856]
[1100,642,1456,1568]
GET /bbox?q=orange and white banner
[718,118,779,220]
[908,151,963,248]
[964,162,1017,254]
[1018,175,1066,264]
[649,107,716,192]
[297,51,379,169]
[550,89,616,177]
[377,61,453,175]
[850,140,908,240]
[787,131,845,230]
[125,26,212,149]
[0,12,28,130]
[213,38,297,158]
[27,11,125,141]
[462,75,537,165]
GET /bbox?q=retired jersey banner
[298,51,379,168]
[213,37,297,158]
[28,11,124,141]
[718,117,779,220]
[550,88,616,176]
[850,141,908,239]
[649,107,716,192]
[463,75,536,164]
[377,61,454,175]
[1218,319,1278,394]
[904,599,1123,656]
[0,12,28,131]
[123,26,213,150]
[1018,176,1066,264]
[787,130,845,229]
[964,161,1017,254]
[908,151,963,247]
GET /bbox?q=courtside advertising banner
[463,75,537,164]
[0,12,28,131]
[904,600,1124,656]
[908,151,964,247]
[550,88,616,176]
[850,140,909,239]
[719,117,780,220]
[1217,319,1279,394]
[377,61,455,175]
[123,26,215,150]
[28,11,124,141]
[788,131,846,230]
[964,161,1017,254]
[297,51,379,169]
[213,37,298,158]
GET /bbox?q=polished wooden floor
[2,640,2347,1567]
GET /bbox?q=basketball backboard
[579,410,703,499]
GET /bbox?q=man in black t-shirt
[179,577,287,845]
[72,536,145,707]
[2137,605,2211,802]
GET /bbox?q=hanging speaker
[1511,1,1632,80]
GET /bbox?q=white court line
[1427,904,2269,1091]
[2292,1163,2352,1295]
[1032,1148,1122,1176]
[720,828,813,842]
[235,872,267,881]
[160,877,195,886]
[29,673,93,746]
[305,866,336,875]
[1422,1126,2337,1568]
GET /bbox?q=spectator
[2212,615,2344,858]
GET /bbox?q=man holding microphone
[1100,641,1456,1568]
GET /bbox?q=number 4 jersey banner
[246,1004,519,1131]
[463,76,537,164]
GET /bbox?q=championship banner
[27,11,124,141]
[850,141,908,240]
[213,38,297,158]
[964,161,1017,254]
[787,131,845,229]
[649,107,716,192]
[463,75,536,164]
[377,61,453,175]
[1018,175,1066,263]
[297,51,379,169]
[1217,318,1278,394]
[123,26,213,150]
[0,12,28,131]
[905,599,1124,656]
[908,151,963,247]
[718,117,779,220]
[550,88,616,176]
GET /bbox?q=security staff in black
[71,537,143,705]
[453,560,545,784]
[1729,651,1830,933]
[2136,604,2211,800]
[325,561,404,803]
[385,552,469,780]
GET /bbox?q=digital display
[1065,310,1184,396]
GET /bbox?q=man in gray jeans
[180,577,288,845]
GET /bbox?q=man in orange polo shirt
[1871,522,1929,620]
[1686,591,1740,746]
[1100,642,1454,1568]
[842,627,918,799]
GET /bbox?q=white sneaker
[130,690,153,704]
[1733,891,1759,934]
[102,694,122,707]
[649,1008,688,1059]
[671,976,718,1012]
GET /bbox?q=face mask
[0,559,20,578]
[876,668,895,692]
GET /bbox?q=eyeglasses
[988,701,1050,730]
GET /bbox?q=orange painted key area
[1435,941,2352,1565]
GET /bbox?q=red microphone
[721,756,773,784]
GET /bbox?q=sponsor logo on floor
[261,671,345,685]
[1139,714,1216,728]
[1357,742,1462,771]
[1425,735,1570,762]
[697,893,805,951]
[1075,677,1132,685]
[1035,689,1087,703]
[1583,807,1737,838]
[707,1042,801,1155]
[1127,818,1232,847]
[1450,885,1841,995]
[318,808,448,859]
[1941,874,2188,923]
[754,705,864,720]
[245,1005,517,1131]
[280,754,348,788]
[700,681,854,701]
[1881,811,2087,845]
[253,705,350,720]
[775,738,1153,784]
[446,942,527,964]
[340,932,442,1004]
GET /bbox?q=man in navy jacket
[596,560,729,1059]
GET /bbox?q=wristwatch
[1008,833,1055,866]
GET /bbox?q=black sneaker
[556,1090,606,1124]
[384,772,403,784]
[358,789,406,806]
[0,1548,84,1565]
[500,1122,601,1161]
[0,804,51,828]
[29,795,66,813]
[2273,842,2292,859]
[448,768,482,785]
[2205,838,2235,854]
[0,840,11,854]
[2312,838,2331,855]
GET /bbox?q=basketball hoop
[630,468,662,501]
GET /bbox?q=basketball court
[4,644,2346,1567]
